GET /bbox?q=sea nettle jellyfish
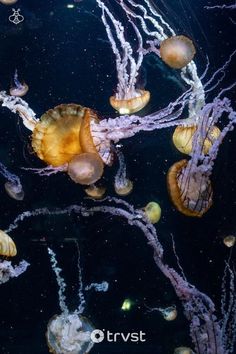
[10,70,28,97]
[0,230,17,257]
[0,0,17,4]
[160,35,196,69]
[97,0,150,114]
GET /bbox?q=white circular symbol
[90,329,105,343]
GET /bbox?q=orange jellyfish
[173,125,221,155]
[160,35,196,69]
[0,0,18,4]
[110,89,150,115]
[84,184,106,199]
[0,230,17,257]
[167,160,213,217]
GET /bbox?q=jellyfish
[114,149,133,196]
[10,70,28,97]
[68,153,104,185]
[144,202,161,224]
[0,162,24,200]
[96,0,150,114]
[46,246,95,354]
[159,35,196,69]
[223,235,236,248]
[157,306,177,321]
[172,125,221,155]
[0,0,17,4]
[174,347,193,354]
[0,229,17,257]
[84,184,106,199]
[167,96,236,217]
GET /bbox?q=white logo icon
[9,8,24,25]
[90,329,105,343]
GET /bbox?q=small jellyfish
[46,312,95,354]
[0,230,17,257]
[144,202,162,224]
[173,125,221,155]
[10,70,29,97]
[160,35,196,69]
[223,235,236,248]
[158,306,177,321]
[84,184,106,199]
[4,181,24,201]
[68,153,104,185]
[174,347,193,354]
[110,89,150,115]
[0,0,18,4]
[114,149,133,196]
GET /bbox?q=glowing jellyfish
[167,159,213,217]
[46,313,95,354]
[10,70,28,97]
[158,306,177,321]
[97,0,150,114]
[84,184,106,199]
[68,153,104,185]
[174,347,193,354]
[223,235,236,248]
[160,35,196,69]
[0,0,18,4]
[173,125,221,155]
[144,202,162,224]
[4,181,24,201]
[114,149,133,196]
[0,230,17,257]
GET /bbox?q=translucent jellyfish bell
[0,230,17,257]
[4,181,24,201]
[46,312,95,354]
[10,70,28,97]
[223,235,236,248]
[84,184,106,199]
[0,0,18,4]
[144,202,162,224]
[174,347,194,354]
[158,306,177,321]
[68,153,104,185]
[160,35,196,69]
[110,89,150,115]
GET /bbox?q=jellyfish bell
[174,347,193,354]
[84,184,106,199]
[173,125,221,155]
[46,312,95,354]
[167,160,213,217]
[144,202,162,224]
[0,230,17,257]
[223,235,236,248]
[10,82,29,97]
[0,0,18,4]
[114,178,133,196]
[158,306,177,321]
[160,35,196,69]
[110,89,150,115]
[68,153,104,185]
[4,181,24,201]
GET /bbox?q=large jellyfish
[96,0,150,114]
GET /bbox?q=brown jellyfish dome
[0,230,17,257]
[84,184,106,199]
[68,153,104,185]
[110,89,150,115]
[0,0,18,4]
[32,104,101,167]
[160,35,196,69]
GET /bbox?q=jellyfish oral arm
[0,260,29,285]
[0,91,38,131]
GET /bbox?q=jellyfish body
[223,235,236,248]
[10,70,28,97]
[114,149,133,196]
[46,312,95,354]
[158,306,177,321]
[160,35,196,69]
[110,89,150,115]
[173,125,221,155]
[4,181,24,201]
[84,184,106,199]
[144,202,162,224]
[174,347,193,354]
[167,160,213,217]
[0,230,17,257]
[0,0,17,4]
[68,153,104,185]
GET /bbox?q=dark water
[0,0,236,353]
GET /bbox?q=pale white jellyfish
[10,70,29,97]
[0,260,29,285]
[0,162,24,200]
[114,149,133,196]
[46,247,95,354]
